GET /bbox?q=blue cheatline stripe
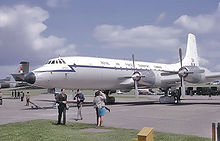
[35,64,158,73]
[34,65,76,73]
[72,65,146,71]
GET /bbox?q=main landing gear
[102,90,116,104]
[159,88,181,104]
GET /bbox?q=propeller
[132,54,140,99]
[134,80,139,99]
[161,48,205,98]
[178,48,186,97]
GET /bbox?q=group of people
[11,91,30,105]
[55,89,110,126]
[0,91,30,106]
[12,91,24,100]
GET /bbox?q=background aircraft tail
[182,33,199,66]
[18,62,29,74]
[11,62,29,81]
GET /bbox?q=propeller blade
[179,48,183,67]
[132,54,135,71]
[181,77,185,97]
[134,80,139,99]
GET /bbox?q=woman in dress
[93,90,106,127]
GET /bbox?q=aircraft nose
[24,72,36,84]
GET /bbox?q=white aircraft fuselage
[31,56,180,90]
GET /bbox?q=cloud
[155,58,169,64]
[94,24,182,50]
[174,3,220,34]
[0,5,77,67]
[46,0,71,8]
[0,65,19,77]
[93,3,220,72]
[215,65,220,71]
[54,44,77,56]
[199,57,209,66]
[156,12,166,24]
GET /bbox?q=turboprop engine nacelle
[181,66,205,83]
[138,70,161,87]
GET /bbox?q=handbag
[66,104,69,110]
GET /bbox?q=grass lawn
[0,119,211,141]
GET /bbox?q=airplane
[23,33,220,103]
[0,62,30,89]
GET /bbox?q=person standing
[93,91,100,125]
[74,89,85,121]
[20,91,24,102]
[14,90,17,99]
[25,92,30,106]
[56,89,67,125]
[17,91,20,98]
[93,90,106,127]
[0,91,3,105]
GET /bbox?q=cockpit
[46,58,66,64]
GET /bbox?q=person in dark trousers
[14,90,17,99]
[93,91,100,125]
[74,89,85,121]
[0,91,3,105]
[18,91,20,98]
[56,89,67,125]
[21,91,24,102]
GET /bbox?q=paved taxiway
[1,93,220,138]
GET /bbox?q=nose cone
[24,72,36,84]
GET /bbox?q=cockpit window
[47,59,65,64]
[61,59,66,64]
[59,60,62,64]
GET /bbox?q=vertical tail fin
[18,62,29,74]
[182,33,199,66]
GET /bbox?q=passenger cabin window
[56,60,58,64]
[59,60,62,64]
[51,60,55,64]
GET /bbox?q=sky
[0,0,220,78]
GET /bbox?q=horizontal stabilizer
[11,73,25,81]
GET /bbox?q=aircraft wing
[119,78,134,89]
[160,74,180,88]
[205,72,220,82]
[0,84,43,91]
[119,74,181,89]
[1,86,32,91]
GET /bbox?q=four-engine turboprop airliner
[24,33,220,103]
